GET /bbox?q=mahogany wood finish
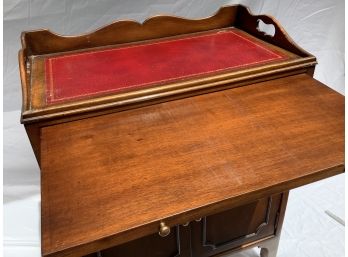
[40,74,343,257]
[18,5,344,257]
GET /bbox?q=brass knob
[159,222,170,237]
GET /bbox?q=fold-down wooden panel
[40,74,344,257]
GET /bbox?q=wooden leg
[258,236,280,257]
[259,233,280,257]
[258,191,289,257]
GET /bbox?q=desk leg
[258,191,289,257]
[259,237,280,257]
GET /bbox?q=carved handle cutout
[257,19,276,37]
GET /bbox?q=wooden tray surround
[19,5,343,257]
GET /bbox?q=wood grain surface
[40,74,344,257]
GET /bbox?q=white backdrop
[3,1,345,257]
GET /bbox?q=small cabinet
[190,194,283,257]
[86,193,285,257]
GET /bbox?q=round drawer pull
[195,218,202,222]
[159,222,170,237]
[182,221,190,226]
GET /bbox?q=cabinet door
[94,225,191,257]
[191,193,283,257]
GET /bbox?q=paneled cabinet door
[84,194,284,257]
[96,225,191,257]
[190,194,283,257]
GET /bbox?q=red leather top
[45,29,287,104]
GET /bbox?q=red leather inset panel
[45,29,287,104]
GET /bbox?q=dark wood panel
[82,254,98,257]
[99,226,190,257]
[191,194,282,257]
[40,74,344,257]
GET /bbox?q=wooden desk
[19,5,344,257]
